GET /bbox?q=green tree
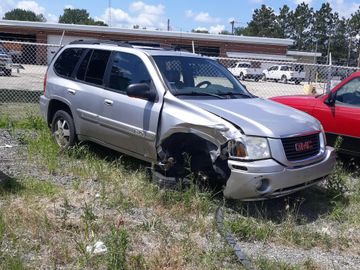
[312,3,339,62]
[3,8,46,22]
[288,3,314,51]
[277,5,292,38]
[191,29,209,34]
[245,5,282,38]
[59,8,107,26]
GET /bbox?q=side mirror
[126,83,156,101]
[324,92,335,106]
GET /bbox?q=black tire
[4,69,11,76]
[281,75,287,84]
[262,74,267,81]
[294,80,300,85]
[51,110,76,148]
[254,77,260,82]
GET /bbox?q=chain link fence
[0,40,61,119]
[1,40,359,119]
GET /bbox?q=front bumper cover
[223,146,336,200]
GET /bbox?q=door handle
[67,89,76,95]
[104,99,113,106]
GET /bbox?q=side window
[107,52,151,92]
[54,48,84,77]
[280,66,289,71]
[335,77,360,107]
[76,50,92,81]
[84,50,111,86]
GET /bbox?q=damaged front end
[152,93,243,189]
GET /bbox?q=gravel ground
[1,128,359,269]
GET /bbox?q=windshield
[152,55,253,99]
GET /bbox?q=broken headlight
[228,136,270,160]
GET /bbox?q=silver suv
[40,40,335,200]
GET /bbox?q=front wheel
[281,75,288,84]
[294,80,300,85]
[51,110,76,148]
[262,74,267,81]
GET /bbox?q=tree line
[3,3,360,65]
[235,3,360,65]
[2,8,107,26]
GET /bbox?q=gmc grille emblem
[295,141,313,152]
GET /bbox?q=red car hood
[270,95,319,114]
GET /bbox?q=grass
[0,114,359,269]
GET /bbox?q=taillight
[43,69,48,95]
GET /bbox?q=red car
[270,71,360,156]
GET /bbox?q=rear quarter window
[54,48,84,77]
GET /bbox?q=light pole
[356,33,360,67]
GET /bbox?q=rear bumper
[223,146,336,200]
[39,95,50,123]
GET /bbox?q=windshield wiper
[174,91,225,99]
[217,92,253,98]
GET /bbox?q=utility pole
[230,20,235,35]
[108,0,112,26]
[167,19,170,31]
[229,20,240,35]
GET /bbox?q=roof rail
[69,39,132,47]
[69,39,175,51]
[127,41,173,50]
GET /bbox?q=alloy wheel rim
[54,118,70,147]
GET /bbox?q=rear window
[54,48,84,77]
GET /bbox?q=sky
[0,0,359,33]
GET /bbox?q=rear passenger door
[99,51,163,160]
[70,49,111,140]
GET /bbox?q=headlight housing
[228,136,271,160]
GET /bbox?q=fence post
[325,53,332,93]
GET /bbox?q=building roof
[226,51,296,61]
[287,50,322,57]
[0,20,294,46]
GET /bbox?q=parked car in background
[228,62,262,81]
[263,65,305,84]
[270,71,360,156]
[0,47,13,76]
[40,40,335,200]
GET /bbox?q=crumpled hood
[184,97,320,138]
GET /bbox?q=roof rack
[69,39,175,51]
[69,39,132,48]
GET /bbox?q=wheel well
[159,133,230,183]
[47,100,73,127]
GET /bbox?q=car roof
[65,39,207,59]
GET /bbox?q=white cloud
[185,9,220,23]
[294,0,312,4]
[209,24,225,34]
[328,0,359,18]
[64,4,74,9]
[250,0,263,3]
[0,0,15,16]
[16,0,45,14]
[97,1,165,29]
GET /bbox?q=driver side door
[315,77,360,154]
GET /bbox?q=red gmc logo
[295,141,313,152]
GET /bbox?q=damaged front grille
[281,133,320,161]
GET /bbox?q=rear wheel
[294,80,300,85]
[51,110,76,148]
[281,75,288,84]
